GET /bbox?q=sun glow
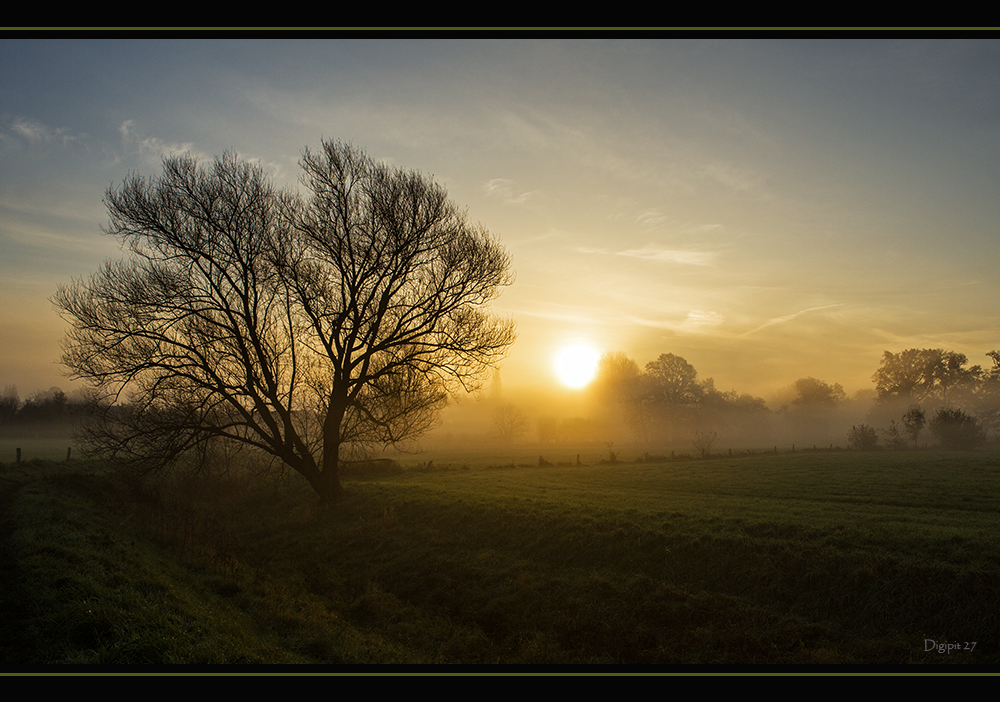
[553,343,600,389]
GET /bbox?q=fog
[414,346,1000,459]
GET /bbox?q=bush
[848,424,879,451]
[929,408,986,450]
[882,420,908,450]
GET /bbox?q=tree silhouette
[873,349,982,405]
[0,385,18,423]
[641,353,703,443]
[592,351,645,439]
[54,141,516,504]
[644,354,702,409]
[492,402,529,443]
[792,377,845,410]
[902,405,926,447]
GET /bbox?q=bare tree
[54,141,516,505]
[691,430,717,459]
[492,402,529,443]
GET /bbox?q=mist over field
[416,346,1000,463]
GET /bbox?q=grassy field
[2,447,999,667]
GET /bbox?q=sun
[553,343,601,389]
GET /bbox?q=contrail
[740,304,841,337]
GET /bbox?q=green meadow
[2,447,999,665]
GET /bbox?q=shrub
[882,420,908,450]
[848,424,879,451]
[929,408,986,450]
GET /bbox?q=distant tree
[0,385,18,423]
[881,420,908,450]
[987,351,1000,382]
[54,141,516,505]
[848,424,879,451]
[929,408,986,450]
[17,387,70,423]
[593,351,641,403]
[873,349,982,405]
[901,405,926,448]
[692,430,717,459]
[973,352,1000,439]
[694,379,770,445]
[492,402,529,443]
[642,353,703,443]
[592,351,646,439]
[872,349,937,402]
[792,377,846,410]
[645,354,701,408]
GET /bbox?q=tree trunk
[319,393,347,506]
[318,462,343,506]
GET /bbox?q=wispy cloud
[572,243,717,266]
[635,210,669,228]
[682,310,725,332]
[484,178,533,205]
[512,306,603,325]
[118,120,207,165]
[623,310,725,335]
[616,245,716,266]
[7,117,81,147]
[702,161,767,196]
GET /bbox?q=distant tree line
[588,347,1000,452]
[0,386,85,426]
[590,352,771,448]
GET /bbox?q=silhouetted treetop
[873,349,982,405]
[792,377,846,409]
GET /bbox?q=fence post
[16,448,21,463]
[66,447,72,462]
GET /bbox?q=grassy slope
[3,450,999,665]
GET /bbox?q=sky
[3,37,1000,407]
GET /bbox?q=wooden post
[16,448,21,463]
[66,447,72,461]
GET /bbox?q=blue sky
[3,37,999,401]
